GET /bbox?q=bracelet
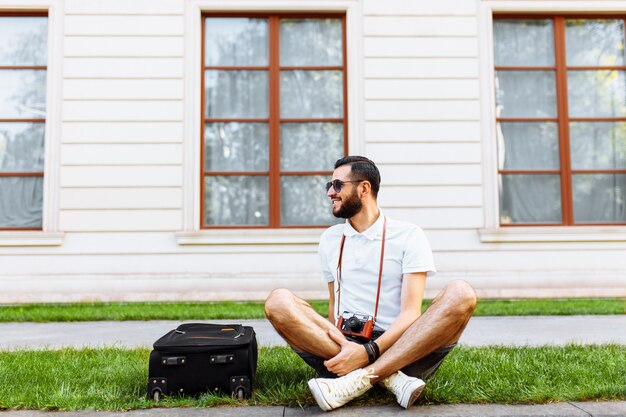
[363,343,375,364]
[369,341,381,360]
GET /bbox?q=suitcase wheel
[150,388,161,402]
[236,387,245,401]
[230,376,251,401]
[148,377,167,402]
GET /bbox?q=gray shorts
[294,335,456,380]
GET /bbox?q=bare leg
[369,280,477,382]
[265,288,345,359]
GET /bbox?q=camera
[336,311,374,342]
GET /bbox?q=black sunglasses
[325,179,364,193]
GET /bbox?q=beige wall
[0,0,624,302]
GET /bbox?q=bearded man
[265,156,476,411]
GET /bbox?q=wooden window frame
[200,12,348,229]
[494,14,626,227]
[0,11,47,231]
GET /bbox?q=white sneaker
[381,370,425,408]
[308,368,376,411]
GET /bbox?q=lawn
[0,345,624,410]
[0,298,623,322]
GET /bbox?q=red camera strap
[335,216,387,323]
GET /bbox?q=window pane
[204,176,268,226]
[573,174,626,223]
[569,122,626,170]
[499,174,562,224]
[566,19,625,66]
[280,18,342,66]
[0,17,47,66]
[0,70,46,118]
[280,175,340,226]
[280,70,343,118]
[495,71,556,118]
[204,70,268,118]
[493,19,554,66]
[204,123,268,172]
[204,18,268,66]
[497,122,559,170]
[567,70,626,118]
[280,123,343,171]
[0,176,43,227]
[0,123,45,172]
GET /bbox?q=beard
[332,188,363,219]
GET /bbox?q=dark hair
[334,155,381,198]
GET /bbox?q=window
[201,14,346,228]
[494,16,626,226]
[0,13,47,230]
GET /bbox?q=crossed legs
[264,288,344,359]
[264,279,477,381]
[368,280,476,383]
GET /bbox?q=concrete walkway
[1,315,625,350]
[2,401,626,416]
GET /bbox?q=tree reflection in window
[0,15,47,229]
[202,15,346,227]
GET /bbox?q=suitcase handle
[210,354,235,364]
[161,356,186,366]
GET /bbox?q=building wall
[1,0,624,303]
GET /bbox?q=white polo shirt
[318,212,436,330]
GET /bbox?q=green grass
[0,298,623,322]
[0,345,624,410]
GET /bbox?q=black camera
[336,311,374,341]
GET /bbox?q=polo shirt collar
[343,210,385,241]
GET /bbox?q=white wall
[0,0,624,303]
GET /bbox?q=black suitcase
[147,323,258,401]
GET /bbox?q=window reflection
[569,122,626,170]
[0,177,43,227]
[204,123,269,172]
[205,18,268,66]
[573,174,626,223]
[0,70,47,118]
[496,122,559,170]
[568,70,626,118]
[494,16,626,226]
[0,15,47,230]
[281,70,343,118]
[202,15,345,227]
[499,175,562,224]
[281,176,340,226]
[493,19,554,66]
[204,176,269,226]
[0,123,45,172]
[566,19,625,66]
[0,17,47,66]
[280,123,343,171]
[280,19,342,66]
[205,70,268,118]
[495,71,557,118]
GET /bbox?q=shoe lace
[386,372,409,393]
[332,369,377,397]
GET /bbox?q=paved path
[1,316,624,350]
[1,401,625,416]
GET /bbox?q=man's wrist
[363,343,375,363]
[363,341,381,364]
[370,340,381,358]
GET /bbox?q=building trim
[479,226,626,243]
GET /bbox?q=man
[265,156,476,411]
